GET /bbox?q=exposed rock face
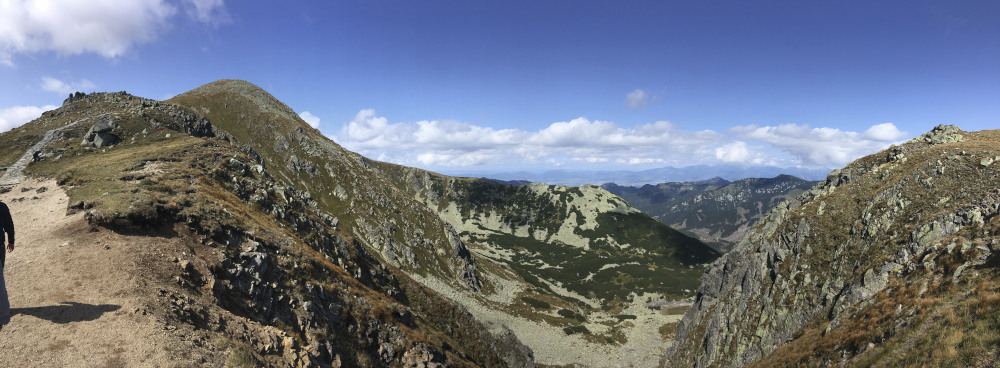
[81,121,121,148]
[665,126,1000,367]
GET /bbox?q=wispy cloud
[0,105,58,132]
[625,89,649,109]
[182,0,230,25]
[0,0,228,66]
[41,77,96,95]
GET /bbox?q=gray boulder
[81,121,121,148]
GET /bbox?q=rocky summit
[665,125,1000,367]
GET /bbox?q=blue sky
[1,0,997,174]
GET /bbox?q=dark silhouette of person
[0,198,14,326]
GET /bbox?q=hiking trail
[0,114,107,188]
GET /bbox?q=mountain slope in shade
[604,175,818,252]
[665,125,1000,367]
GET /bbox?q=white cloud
[730,123,908,167]
[715,141,750,163]
[0,104,58,132]
[864,122,906,141]
[346,108,390,142]
[0,0,227,66]
[298,111,320,128]
[625,89,649,109]
[334,109,910,171]
[41,77,96,95]
[336,109,724,169]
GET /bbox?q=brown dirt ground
[0,177,221,367]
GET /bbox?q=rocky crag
[665,125,1000,367]
[603,175,817,252]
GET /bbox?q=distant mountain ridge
[451,165,831,187]
[603,175,818,252]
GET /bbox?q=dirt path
[0,178,213,367]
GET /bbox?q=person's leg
[0,263,9,326]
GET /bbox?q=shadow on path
[11,302,121,324]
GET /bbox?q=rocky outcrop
[63,91,87,105]
[81,121,121,148]
[666,126,1000,367]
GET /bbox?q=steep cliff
[665,125,1000,367]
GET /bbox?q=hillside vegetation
[665,125,1000,367]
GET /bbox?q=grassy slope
[167,80,480,286]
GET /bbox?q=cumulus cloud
[346,108,390,142]
[0,104,58,132]
[729,123,908,167]
[625,89,649,109]
[333,108,912,171]
[0,0,227,66]
[298,111,320,128]
[864,122,907,141]
[336,109,723,169]
[41,77,96,95]
[714,141,750,163]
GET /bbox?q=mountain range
[603,175,818,252]
[450,165,831,187]
[0,80,719,367]
[3,80,996,367]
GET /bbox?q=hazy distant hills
[603,175,818,252]
[451,164,831,187]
